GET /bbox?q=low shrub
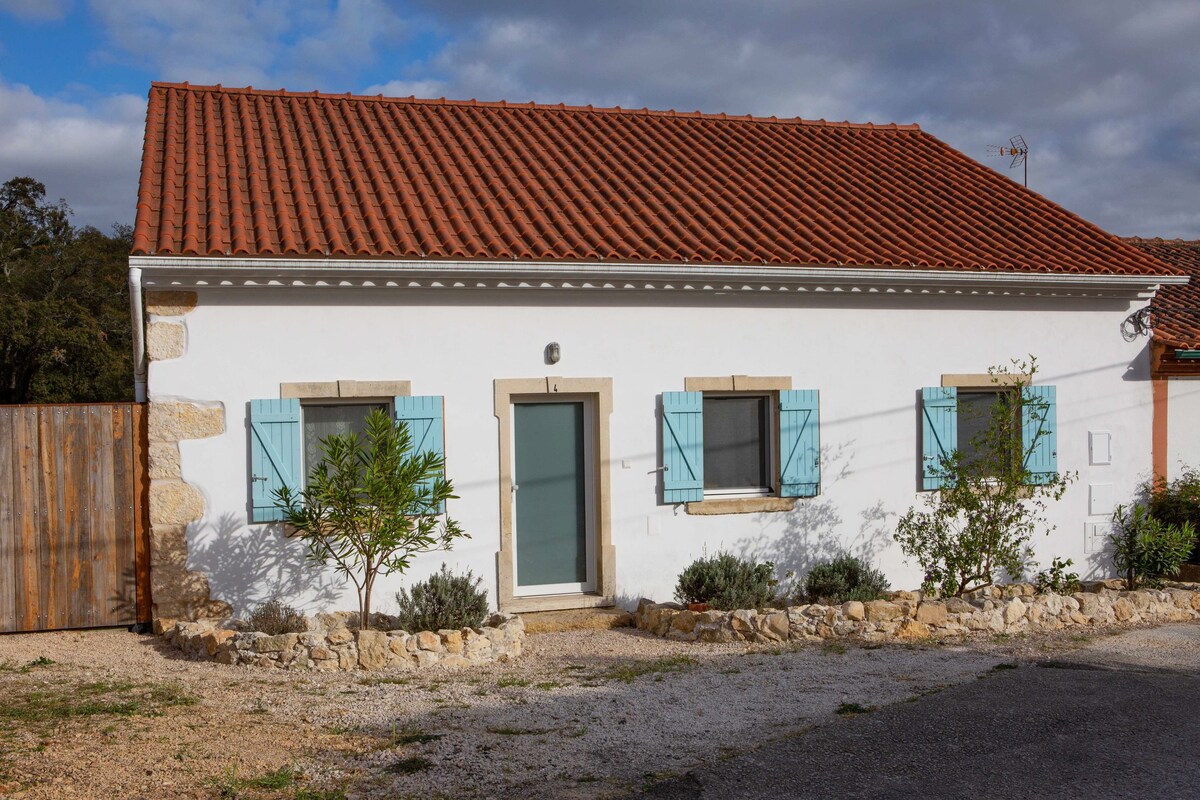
[1144,467,1200,562]
[394,564,489,632]
[673,552,776,611]
[1033,556,1080,594]
[1109,504,1195,590]
[801,554,889,604]
[247,599,307,635]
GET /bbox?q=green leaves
[895,357,1075,597]
[1109,504,1195,590]
[0,177,132,404]
[273,408,468,629]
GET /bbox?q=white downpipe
[128,266,147,402]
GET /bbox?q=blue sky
[2,0,1198,239]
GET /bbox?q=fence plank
[131,404,152,624]
[65,407,91,628]
[11,408,40,631]
[112,406,138,625]
[88,410,118,628]
[0,410,15,633]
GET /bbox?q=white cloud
[0,0,70,21]
[0,79,144,229]
[87,0,409,90]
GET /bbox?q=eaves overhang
[129,256,1188,300]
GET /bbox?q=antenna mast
[987,135,1029,187]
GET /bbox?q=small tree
[1109,503,1195,590]
[894,357,1075,597]
[274,408,467,629]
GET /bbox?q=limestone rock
[440,629,464,654]
[148,401,224,444]
[840,601,865,622]
[864,600,903,622]
[763,612,789,641]
[146,321,186,361]
[416,631,442,652]
[356,630,389,670]
[1003,598,1027,625]
[896,619,931,640]
[256,633,299,653]
[327,627,354,645]
[1112,597,1135,622]
[915,601,947,626]
[146,290,198,316]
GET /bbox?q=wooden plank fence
[0,403,151,633]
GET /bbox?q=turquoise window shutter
[921,386,957,490]
[779,389,820,497]
[662,391,704,503]
[394,395,446,514]
[249,398,301,523]
[1021,385,1058,485]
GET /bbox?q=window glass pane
[703,396,769,490]
[303,404,385,481]
[957,390,1016,474]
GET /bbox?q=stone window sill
[685,497,796,515]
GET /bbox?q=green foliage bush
[673,552,776,610]
[894,357,1074,597]
[1033,556,1080,594]
[1144,467,1200,562]
[1109,504,1195,590]
[801,554,889,604]
[247,599,307,635]
[394,564,489,632]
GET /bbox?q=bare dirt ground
[0,622,1170,800]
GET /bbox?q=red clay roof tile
[133,82,1173,277]
[1126,238,1200,348]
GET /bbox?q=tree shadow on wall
[186,512,345,617]
[733,440,895,588]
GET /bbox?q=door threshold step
[520,607,634,634]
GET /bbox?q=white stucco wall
[149,287,1155,616]
[1168,378,1200,480]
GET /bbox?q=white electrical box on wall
[1089,431,1112,465]
[1089,483,1114,516]
[1085,521,1112,554]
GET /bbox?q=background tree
[0,176,132,404]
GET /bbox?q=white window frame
[700,391,777,499]
[299,397,391,487]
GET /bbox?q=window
[921,380,1058,491]
[702,394,772,494]
[662,380,820,509]
[955,389,1018,475]
[249,388,445,523]
[301,402,387,484]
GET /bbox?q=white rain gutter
[129,256,1189,298]
[128,266,147,402]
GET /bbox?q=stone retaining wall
[159,613,525,671]
[635,581,1200,644]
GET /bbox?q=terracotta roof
[133,82,1174,276]
[1126,238,1200,348]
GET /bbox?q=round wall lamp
[545,342,561,364]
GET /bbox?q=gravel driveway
[0,623,1154,799]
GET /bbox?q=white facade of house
[141,260,1164,617]
[1168,378,1200,480]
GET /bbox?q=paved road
[639,625,1200,800]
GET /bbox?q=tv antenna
[987,134,1029,187]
